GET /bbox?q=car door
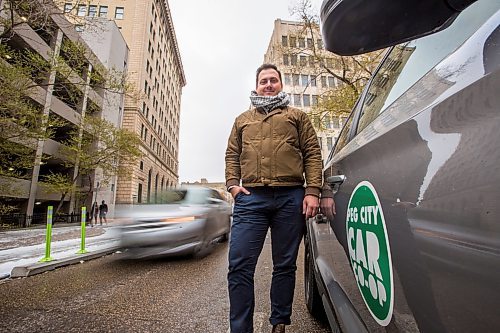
[206,189,229,235]
[321,2,500,332]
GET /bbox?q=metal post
[76,207,88,254]
[40,206,54,262]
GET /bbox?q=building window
[298,37,305,48]
[321,76,327,88]
[292,74,299,86]
[307,38,313,48]
[281,54,288,65]
[137,184,143,203]
[300,55,307,66]
[310,76,316,87]
[281,36,288,47]
[88,5,97,17]
[301,74,308,87]
[309,56,315,67]
[140,161,144,170]
[290,54,297,66]
[99,6,108,17]
[328,76,335,87]
[64,3,72,13]
[115,7,124,19]
[293,94,301,106]
[312,95,318,106]
[289,36,296,47]
[318,136,323,149]
[303,94,310,107]
[77,4,86,16]
[317,39,323,49]
[284,74,291,86]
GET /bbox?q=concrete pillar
[26,28,64,225]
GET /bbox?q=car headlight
[159,215,206,223]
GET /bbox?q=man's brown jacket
[225,106,322,197]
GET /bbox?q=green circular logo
[346,181,393,326]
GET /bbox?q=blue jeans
[228,186,306,333]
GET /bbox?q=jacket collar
[253,106,287,120]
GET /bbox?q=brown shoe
[272,324,285,333]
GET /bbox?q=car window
[184,189,210,204]
[156,190,188,203]
[210,189,224,200]
[330,111,355,159]
[153,188,208,205]
[355,0,500,134]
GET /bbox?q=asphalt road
[0,236,331,333]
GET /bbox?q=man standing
[225,64,322,333]
[99,200,108,225]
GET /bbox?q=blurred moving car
[306,0,500,332]
[117,186,231,258]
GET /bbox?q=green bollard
[76,206,88,254]
[40,206,54,262]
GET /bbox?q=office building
[63,0,186,204]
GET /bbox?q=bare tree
[286,0,385,129]
[41,115,142,214]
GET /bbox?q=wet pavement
[0,233,332,333]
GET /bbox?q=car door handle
[326,175,346,186]
[314,214,328,224]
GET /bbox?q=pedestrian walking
[99,200,108,225]
[225,63,323,333]
[90,201,99,227]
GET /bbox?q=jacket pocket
[240,144,259,183]
[274,142,303,181]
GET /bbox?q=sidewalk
[0,220,121,280]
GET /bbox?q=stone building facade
[63,0,186,204]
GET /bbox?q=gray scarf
[249,91,289,114]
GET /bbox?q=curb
[10,247,120,278]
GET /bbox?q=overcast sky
[169,0,323,183]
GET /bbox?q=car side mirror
[320,0,477,55]
[326,175,346,186]
[326,175,346,193]
[208,198,223,205]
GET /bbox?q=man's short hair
[256,63,282,87]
